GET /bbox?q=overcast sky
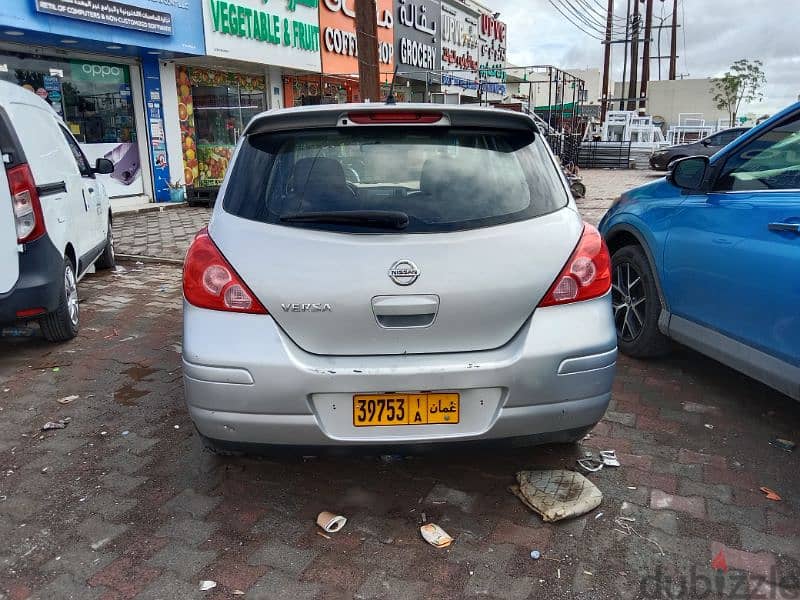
[492,0,800,114]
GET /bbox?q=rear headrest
[420,157,453,197]
[291,157,347,194]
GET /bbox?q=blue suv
[599,102,800,401]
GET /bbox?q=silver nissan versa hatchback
[182,104,616,452]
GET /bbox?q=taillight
[347,111,445,124]
[7,164,46,243]
[538,223,611,307]
[183,229,267,314]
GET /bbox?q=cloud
[492,0,799,113]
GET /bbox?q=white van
[0,81,115,341]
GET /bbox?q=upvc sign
[440,1,479,92]
[478,11,506,95]
[35,0,173,35]
[203,0,321,71]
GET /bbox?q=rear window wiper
[279,210,409,230]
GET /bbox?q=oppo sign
[71,61,127,83]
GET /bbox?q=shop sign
[70,60,130,83]
[478,11,507,95]
[35,0,173,35]
[395,0,440,81]
[319,0,394,77]
[203,0,321,71]
[439,1,479,90]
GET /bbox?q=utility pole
[601,0,614,122]
[669,0,678,79]
[355,0,380,101]
[626,0,641,111]
[639,0,653,109]
[619,0,631,109]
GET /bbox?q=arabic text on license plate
[352,393,460,427]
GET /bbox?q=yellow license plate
[353,393,460,427]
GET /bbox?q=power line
[553,0,608,35]
[583,0,628,24]
[680,0,689,75]
[547,0,605,40]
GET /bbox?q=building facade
[0,0,509,204]
[0,0,206,203]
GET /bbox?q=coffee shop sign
[322,0,393,64]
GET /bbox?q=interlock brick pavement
[0,260,798,599]
[112,169,664,260]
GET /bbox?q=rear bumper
[182,293,617,446]
[0,235,63,324]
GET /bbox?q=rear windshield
[223,127,568,233]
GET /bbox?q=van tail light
[538,223,611,307]
[183,228,268,314]
[7,164,46,243]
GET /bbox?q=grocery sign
[203,0,321,71]
[395,0,441,81]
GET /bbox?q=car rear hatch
[210,106,581,356]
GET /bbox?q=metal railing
[577,141,633,169]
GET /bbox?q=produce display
[175,66,265,189]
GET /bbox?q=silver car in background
[182,104,616,452]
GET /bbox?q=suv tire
[41,257,80,342]
[611,245,671,358]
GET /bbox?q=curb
[112,202,188,217]
[116,253,184,266]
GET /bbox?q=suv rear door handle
[768,222,800,233]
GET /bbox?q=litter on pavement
[759,487,782,501]
[530,550,541,559]
[510,470,603,523]
[577,450,621,473]
[199,580,217,591]
[56,395,79,405]
[316,511,347,533]
[41,417,71,431]
[420,523,453,548]
[770,438,796,453]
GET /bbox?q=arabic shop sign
[35,0,173,35]
[319,0,394,76]
[203,0,321,71]
[440,1,479,92]
[395,0,440,81]
[478,11,506,94]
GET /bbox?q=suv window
[59,127,93,177]
[713,115,800,192]
[223,127,568,233]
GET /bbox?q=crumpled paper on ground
[509,469,602,523]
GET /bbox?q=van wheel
[611,245,671,357]
[41,258,80,342]
[95,223,116,270]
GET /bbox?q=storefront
[0,0,206,203]
[310,0,395,106]
[174,65,266,188]
[165,0,321,194]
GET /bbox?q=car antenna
[385,65,399,105]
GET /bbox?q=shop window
[0,53,142,198]
[176,66,266,189]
